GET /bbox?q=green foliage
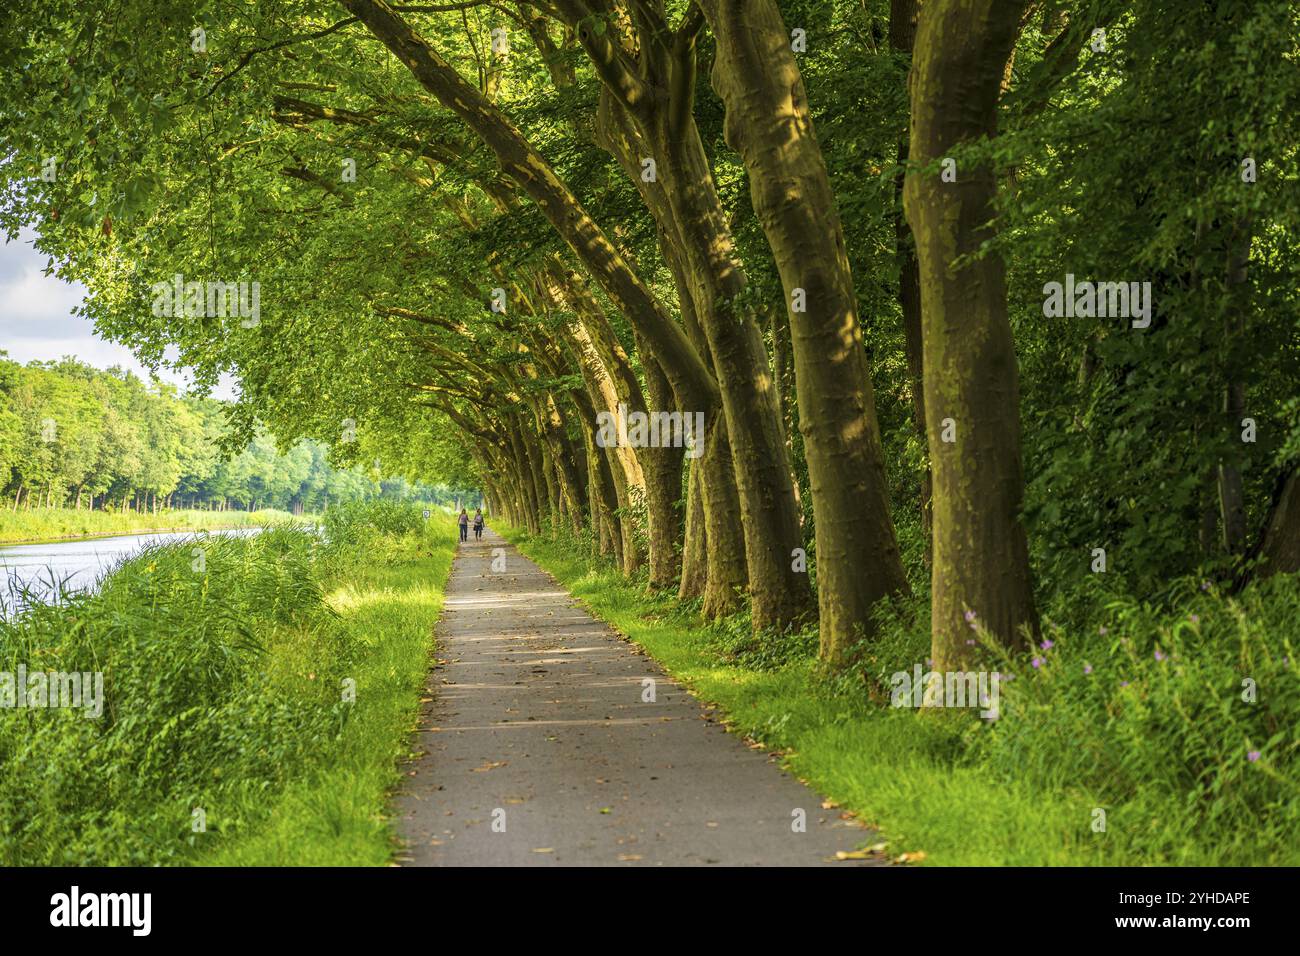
[0,356,457,514]
[2,0,1298,865]
[324,499,427,542]
[968,577,1299,861]
[0,511,458,865]
[0,528,341,864]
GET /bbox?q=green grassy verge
[200,518,456,865]
[0,502,456,865]
[0,507,302,545]
[504,526,1299,866]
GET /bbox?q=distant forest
[0,356,466,512]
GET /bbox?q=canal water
[0,528,262,609]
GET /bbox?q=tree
[904,0,1039,668]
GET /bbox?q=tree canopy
[0,355,466,511]
[2,0,1297,666]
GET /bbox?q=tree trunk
[660,240,748,615]
[767,303,803,517]
[637,344,686,590]
[1251,466,1300,578]
[701,0,911,661]
[678,455,708,601]
[1218,216,1253,554]
[892,0,933,566]
[697,414,748,617]
[904,0,1040,668]
[575,16,809,629]
[648,99,811,631]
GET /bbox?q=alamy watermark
[891,665,1000,720]
[596,403,705,459]
[1042,273,1152,328]
[50,886,150,936]
[1,665,103,718]
[150,273,260,327]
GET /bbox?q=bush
[0,527,358,865]
[965,574,1300,863]
[322,500,428,548]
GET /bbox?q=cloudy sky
[0,228,238,400]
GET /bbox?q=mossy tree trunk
[699,0,910,662]
[904,0,1040,668]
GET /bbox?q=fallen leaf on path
[531,848,554,854]
[896,851,927,864]
[617,854,642,862]
[821,800,839,810]
[471,761,508,772]
[835,850,874,860]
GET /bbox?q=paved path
[393,529,878,866]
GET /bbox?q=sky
[0,228,239,400]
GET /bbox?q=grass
[0,502,457,865]
[200,516,456,865]
[503,526,1300,867]
[0,507,302,545]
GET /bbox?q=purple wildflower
[1247,750,1261,763]
[1083,663,1093,675]
[1040,639,1054,650]
[1154,649,1167,662]
[1031,657,1044,669]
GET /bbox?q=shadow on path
[393,528,880,866]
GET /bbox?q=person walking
[458,507,469,543]
[473,508,485,540]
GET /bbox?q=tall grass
[0,501,456,865]
[0,507,299,545]
[504,524,1300,865]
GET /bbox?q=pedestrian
[458,507,469,542]
[473,508,485,540]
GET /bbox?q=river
[0,528,262,610]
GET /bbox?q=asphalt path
[393,528,879,866]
